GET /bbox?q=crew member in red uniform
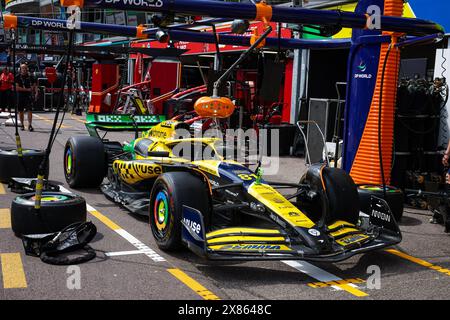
[0,66,14,114]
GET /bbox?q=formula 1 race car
[63,114,402,262]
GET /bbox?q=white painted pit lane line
[59,186,220,300]
[115,228,166,262]
[282,260,369,297]
[59,185,166,262]
[59,186,367,298]
[105,250,144,257]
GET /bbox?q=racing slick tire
[0,149,48,183]
[300,166,360,224]
[11,192,86,236]
[64,136,106,188]
[357,185,404,222]
[149,172,210,251]
[321,168,360,224]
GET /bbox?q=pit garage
[0,0,448,307]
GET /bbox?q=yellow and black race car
[63,116,401,262]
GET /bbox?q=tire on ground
[64,136,106,188]
[11,192,86,236]
[357,185,404,222]
[0,149,48,183]
[149,171,210,251]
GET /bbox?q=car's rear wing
[85,113,166,138]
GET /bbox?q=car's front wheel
[149,172,210,251]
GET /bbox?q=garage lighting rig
[69,0,442,35]
[0,14,353,50]
[63,0,443,185]
[1,0,446,190]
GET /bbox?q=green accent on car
[255,168,263,185]
[84,113,166,138]
[122,140,136,159]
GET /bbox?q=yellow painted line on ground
[167,268,220,300]
[336,284,368,297]
[0,253,27,289]
[283,260,368,297]
[386,249,450,276]
[90,207,219,297]
[34,114,71,128]
[88,209,121,231]
[0,209,11,229]
[0,183,5,194]
[60,186,219,297]
[70,114,86,124]
[308,278,365,289]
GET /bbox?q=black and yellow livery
[64,119,401,262]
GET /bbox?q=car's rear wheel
[149,172,210,251]
[64,136,106,188]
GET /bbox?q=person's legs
[17,97,25,129]
[0,90,4,113]
[27,96,34,131]
[27,110,33,131]
[7,90,13,113]
[19,111,25,130]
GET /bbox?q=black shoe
[28,125,34,132]
[20,125,25,131]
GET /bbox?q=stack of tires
[6,135,107,237]
[0,149,48,183]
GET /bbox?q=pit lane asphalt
[0,112,449,300]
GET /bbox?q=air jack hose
[378,42,394,200]
[34,30,75,210]
[10,29,23,159]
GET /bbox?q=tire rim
[29,194,71,202]
[153,190,169,232]
[359,185,399,193]
[65,147,73,176]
